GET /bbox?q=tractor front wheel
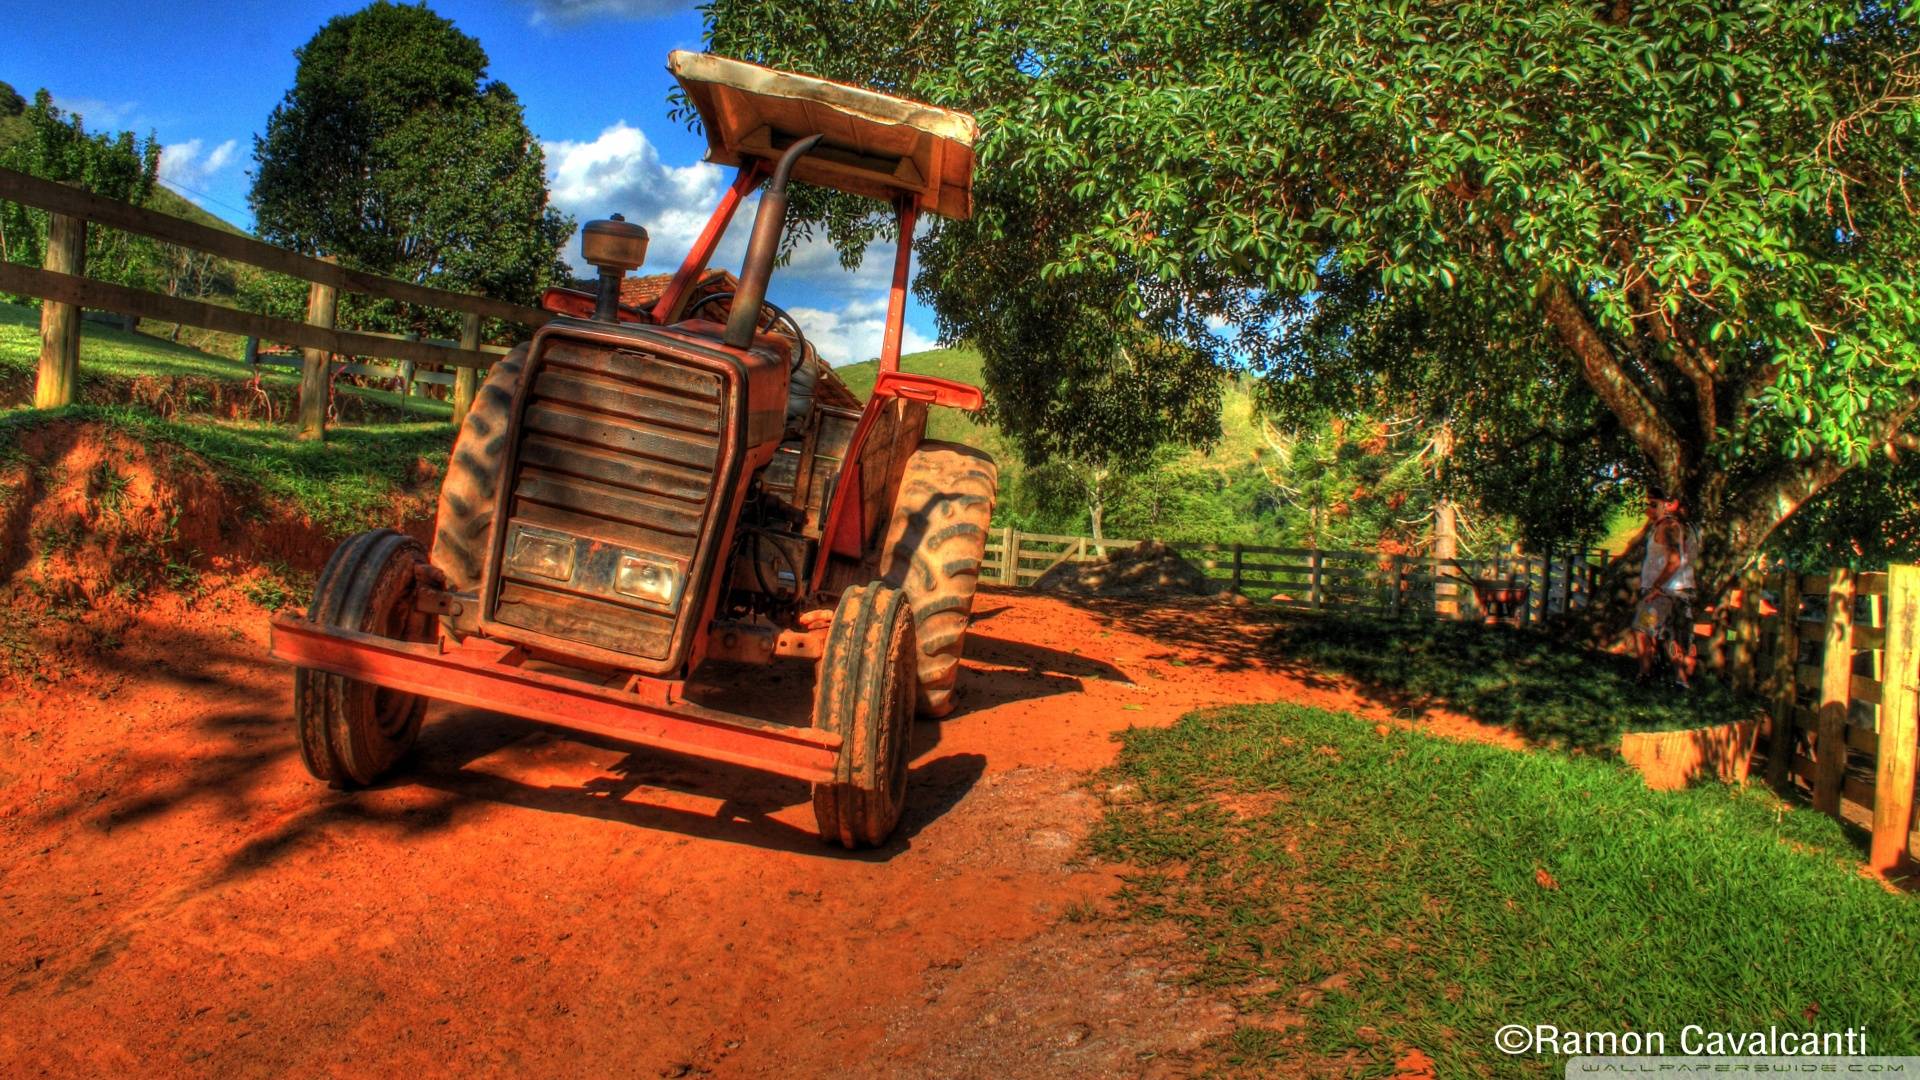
[294,528,435,787]
[432,343,529,593]
[811,582,918,848]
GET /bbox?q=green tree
[250,1,573,334]
[0,90,160,291]
[991,321,1222,544]
[701,0,1920,601]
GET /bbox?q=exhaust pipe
[725,134,824,350]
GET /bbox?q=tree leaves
[249,2,573,337]
[702,0,1920,566]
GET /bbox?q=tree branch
[1724,387,1920,557]
[1538,275,1687,490]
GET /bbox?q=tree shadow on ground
[13,616,988,898]
[1035,593,1766,751]
[1260,614,1765,750]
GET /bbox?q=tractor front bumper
[268,616,841,783]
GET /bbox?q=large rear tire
[431,344,528,592]
[294,529,434,787]
[811,582,917,848]
[880,441,998,717]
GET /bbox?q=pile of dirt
[0,419,435,688]
[1,419,436,591]
[1032,540,1220,599]
[0,420,232,601]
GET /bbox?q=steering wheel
[685,291,809,371]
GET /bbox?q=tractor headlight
[507,529,576,583]
[614,552,681,607]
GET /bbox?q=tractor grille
[492,340,728,662]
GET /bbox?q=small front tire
[810,582,918,848]
[294,529,434,787]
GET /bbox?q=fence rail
[0,165,549,434]
[245,337,512,397]
[981,528,1603,624]
[980,527,1919,871]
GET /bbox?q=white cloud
[50,95,139,130]
[157,138,240,193]
[543,121,937,364]
[523,0,692,24]
[545,122,731,277]
[787,305,936,368]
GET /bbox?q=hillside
[1,81,242,236]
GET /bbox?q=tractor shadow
[951,632,1133,712]
[396,682,984,860]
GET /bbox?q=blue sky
[0,0,938,364]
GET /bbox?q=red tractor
[268,53,997,848]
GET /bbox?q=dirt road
[1,585,1401,1078]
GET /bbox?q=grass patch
[0,300,453,420]
[0,404,447,537]
[1094,704,1920,1076]
[1266,614,1761,748]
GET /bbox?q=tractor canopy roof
[668,51,978,221]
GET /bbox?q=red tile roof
[619,268,739,313]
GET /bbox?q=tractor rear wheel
[811,582,917,848]
[880,441,998,717]
[431,343,529,592]
[294,529,435,787]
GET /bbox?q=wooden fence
[1748,565,1919,873]
[0,166,548,435]
[982,529,1604,624]
[244,336,510,402]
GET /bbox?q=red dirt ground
[1,580,1479,1078]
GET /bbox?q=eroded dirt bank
[2,585,1430,1078]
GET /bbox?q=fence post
[33,209,86,409]
[1814,568,1857,816]
[451,311,481,427]
[1766,571,1802,792]
[1003,527,1020,585]
[298,256,339,440]
[1309,549,1324,610]
[244,336,260,370]
[1517,555,1534,628]
[1870,564,1918,874]
[1230,543,1244,596]
[1390,555,1406,617]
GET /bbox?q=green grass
[0,404,448,537]
[0,300,452,420]
[1094,703,1920,1076]
[1265,614,1763,748]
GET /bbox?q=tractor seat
[784,338,824,437]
